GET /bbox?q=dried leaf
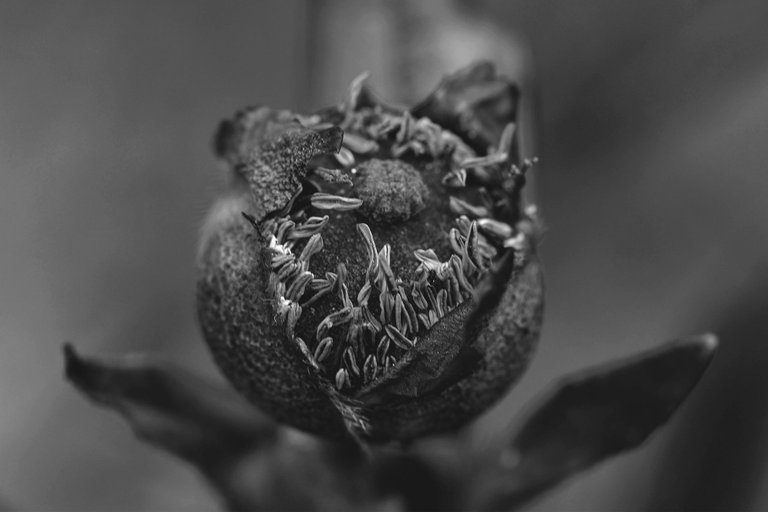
[63,344,278,508]
[471,334,718,511]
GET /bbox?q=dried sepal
[412,61,520,154]
[238,124,344,223]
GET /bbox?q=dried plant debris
[197,62,543,442]
[64,62,719,512]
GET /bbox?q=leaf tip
[62,342,80,380]
[697,332,719,353]
[678,332,718,368]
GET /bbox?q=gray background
[2,1,767,510]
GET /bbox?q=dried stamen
[410,284,429,311]
[288,216,330,239]
[460,152,508,169]
[298,233,324,264]
[313,336,335,363]
[449,196,490,218]
[385,324,415,350]
[396,111,413,144]
[379,291,395,326]
[449,228,465,255]
[376,335,391,363]
[310,193,363,211]
[477,218,514,240]
[343,347,361,376]
[363,354,378,383]
[343,72,370,113]
[357,281,373,306]
[275,219,295,244]
[357,223,379,279]
[343,132,380,154]
[335,368,351,390]
[450,255,474,294]
[442,168,467,188]
[276,261,301,282]
[463,221,483,271]
[286,271,313,301]
[376,245,397,290]
[316,307,353,340]
[397,289,419,333]
[250,106,525,396]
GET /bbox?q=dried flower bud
[197,63,544,443]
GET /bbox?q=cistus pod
[197,62,544,443]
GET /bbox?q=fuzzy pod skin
[197,62,544,443]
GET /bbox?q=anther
[288,216,329,239]
[385,324,414,350]
[376,336,391,362]
[286,271,313,301]
[363,354,378,383]
[313,337,334,363]
[298,233,324,264]
[344,71,369,113]
[463,221,483,270]
[335,368,351,390]
[449,196,490,218]
[310,193,362,211]
[478,218,514,240]
[343,132,379,154]
[276,219,295,243]
[376,245,396,289]
[442,168,467,188]
[357,223,378,279]
[343,347,361,377]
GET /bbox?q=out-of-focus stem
[303,0,538,197]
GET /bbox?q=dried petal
[449,196,490,218]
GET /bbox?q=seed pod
[197,62,543,442]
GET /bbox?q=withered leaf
[471,334,718,511]
[63,343,276,480]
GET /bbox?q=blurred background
[2,1,767,510]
